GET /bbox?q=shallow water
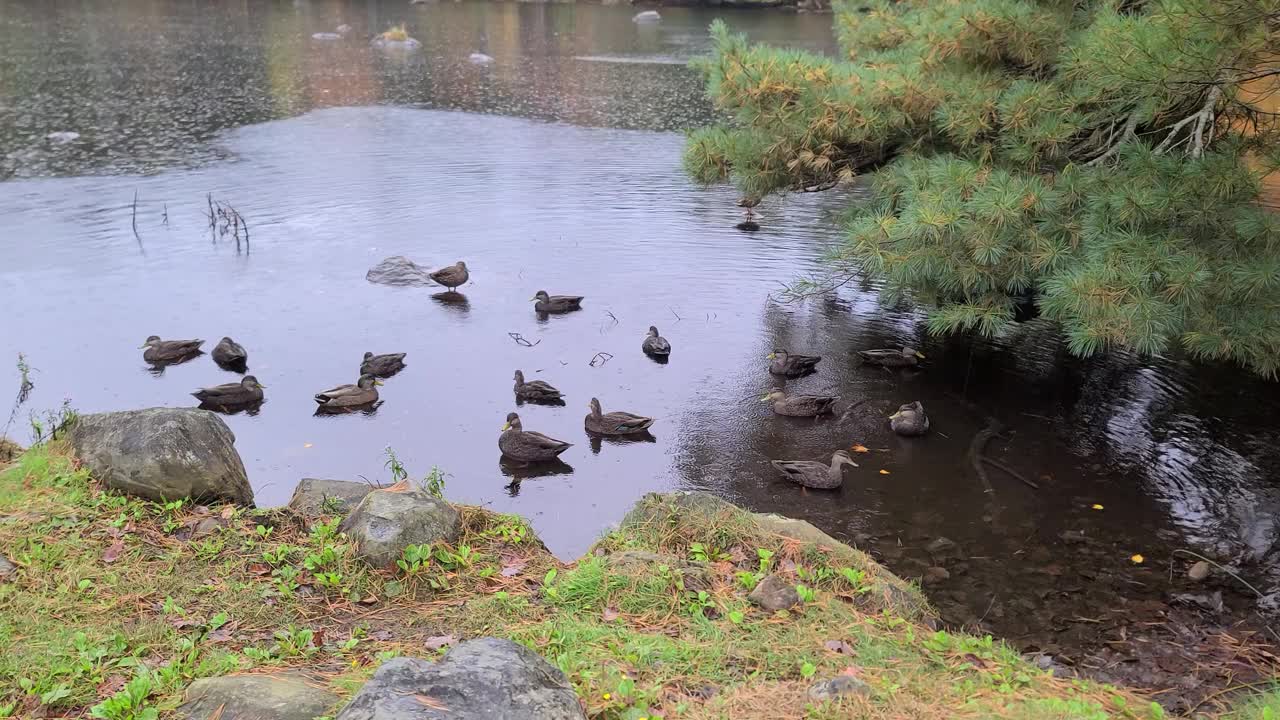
[2,0,1279,703]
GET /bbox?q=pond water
[1,0,1278,708]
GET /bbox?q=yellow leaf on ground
[1091,504,1104,510]
[879,469,890,475]
[1130,554,1145,564]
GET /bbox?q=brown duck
[361,352,407,378]
[499,412,572,461]
[142,336,204,363]
[767,349,821,377]
[193,375,265,407]
[532,290,584,314]
[211,337,247,367]
[889,401,930,436]
[429,261,469,291]
[859,347,924,368]
[763,388,838,417]
[770,450,858,489]
[513,370,563,402]
[584,397,655,436]
[315,374,382,408]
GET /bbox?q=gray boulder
[68,408,252,505]
[748,573,800,611]
[340,488,462,567]
[366,256,435,286]
[179,674,339,720]
[289,478,376,517]
[337,637,585,720]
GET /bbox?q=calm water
[2,0,1278,696]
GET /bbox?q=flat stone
[336,637,585,720]
[925,537,958,556]
[69,408,252,505]
[179,674,339,720]
[365,256,435,286]
[807,675,871,702]
[748,573,799,611]
[1187,560,1210,582]
[340,488,462,567]
[288,478,375,517]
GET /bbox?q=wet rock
[0,554,16,581]
[69,408,253,505]
[192,517,224,537]
[807,675,870,702]
[1258,592,1280,616]
[336,637,585,720]
[1187,561,1210,582]
[748,574,800,611]
[179,674,339,720]
[336,24,352,34]
[632,10,661,23]
[365,256,435,286]
[925,537,959,557]
[46,131,80,144]
[288,478,375,517]
[468,52,494,64]
[340,488,461,567]
[922,566,951,585]
[1172,590,1224,614]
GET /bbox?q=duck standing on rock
[429,261,469,291]
[211,337,247,369]
[192,376,265,410]
[142,336,204,364]
[533,290,584,314]
[641,326,671,358]
[890,401,930,436]
[585,398,655,436]
[513,370,563,403]
[859,347,924,368]
[768,349,821,377]
[361,352,407,378]
[499,412,572,461]
[764,388,838,417]
[315,374,382,409]
[771,450,858,490]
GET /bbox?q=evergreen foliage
[686,0,1280,376]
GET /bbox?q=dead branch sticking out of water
[161,203,169,226]
[588,352,614,367]
[507,332,540,347]
[981,456,1040,490]
[2,354,34,443]
[207,195,250,254]
[131,190,140,244]
[669,307,682,322]
[968,419,1003,495]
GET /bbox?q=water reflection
[588,431,657,454]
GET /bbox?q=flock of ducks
[141,259,932,491]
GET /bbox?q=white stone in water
[468,52,494,64]
[632,10,661,23]
[46,131,80,144]
[312,32,341,41]
[335,24,352,34]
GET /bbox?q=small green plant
[274,626,318,658]
[89,671,158,720]
[424,466,446,499]
[385,446,408,485]
[486,515,529,544]
[735,570,761,591]
[397,544,433,575]
[542,568,560,599]
[261,544,296,567]
[839,567,870,593]
[800,661,817,679]
[435,544,475,571]
[756,548,775,574]
[795,584,817,603]
[685,589,716,617]
[320,494,344,515]
[727,610,745,624]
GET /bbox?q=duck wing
[520,380,562,398]
[193,381,247,400]
[315,383,358,403]
[643,337,671,355]
[770,460,822,481]
[601,411,655,433]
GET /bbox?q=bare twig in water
[588,352,614,367]
[1171,549,1264,598]
[507,332,540,348]
[605,311,618,325]
[669,306,682,322]
[130,190,140,242]
[980,457,1040,490]
[3,354,34,443]
[161,203,169,226]
[208,197,249,253]
[968,419,1003,495]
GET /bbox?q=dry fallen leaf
[102,540,125,564]
[220,506,235,520]
[878,469,891,475]
[359,595,379,605]
[602,607,620,622]
[851,444,869,453]
[96,675,126,699]
[206,626,235,643]
[962,653,988,669]
[839,665,863,678]
[823,639,857,656]
[1130,554,1145,564]
[413,694,448,710]
[500,559,527,578]
[369,629,394,641]
[425,635,457,651]
[247,563,271,576]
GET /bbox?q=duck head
[904,347,925,359]
[648,326,660,337]
[588,397,603,418]
[767,349,787,360]
[356,374,383,390]
[532,290,550,302]
[513,370,525,383]
[141,335,161,348]
[761,388,784,402]
[502,412,522,432]
[241,375,265,390]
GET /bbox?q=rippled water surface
[2,0,1279,702]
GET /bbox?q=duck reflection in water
[431,291,469,313]
[313,400,383,417]
[589,431,657,455]
[499,456,574,496]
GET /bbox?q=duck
[641,326,671,357]
[513,370,563,402]
[889,401,930,436]
[859,347,924,368]
[429,261,469,291]
[211,337,247,368]
[361,352,407,378]
[533,290,584,314]
[585,397,656,436]
[737,194,761,220]
[770,450,858,490]
[499,412,572,461]
[315,374,382,408]
[768,349,821,377]
[763,388,838,417]
[192,375,265,407]
[142,336,204,363]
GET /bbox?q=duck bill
[889,412,901,419]
[501,422,511,431]
[374,380,384,386]
[766,353,775,359]
[914,351,926,359]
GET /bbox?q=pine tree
[685,0,1280,376]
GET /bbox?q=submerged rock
[336,637,586,720]
[1187,560,1210,581]
[69,408,253,505]
[468,52,494,64]
[748,573,800,611]
[179,674,339,720]
[46,131,80,144]
[632,10,661,23]
[366,255,435,286]
[340,488,462,567]
[372,36,422,50]
[288,478,376,517]
[807,675,871,702]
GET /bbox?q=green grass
[0,442,1261,719]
